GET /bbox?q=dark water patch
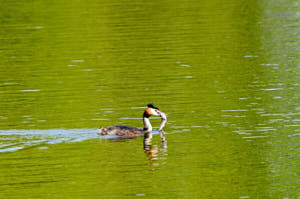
[0,180,59,187]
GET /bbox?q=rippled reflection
[143,132,168,166]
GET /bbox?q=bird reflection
[143,131,167,166]
[98,130,168,166]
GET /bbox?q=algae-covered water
[1,0,300,198]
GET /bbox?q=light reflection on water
[0,129,97,152]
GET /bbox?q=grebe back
[98,104,167,136]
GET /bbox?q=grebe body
[98,104,167,137]
[98,125,143,136]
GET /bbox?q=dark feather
[147,103,159,110]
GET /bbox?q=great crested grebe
[98,104,167,137]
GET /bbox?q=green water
[1,0,300,198]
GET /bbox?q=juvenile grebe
[98,104,167,136]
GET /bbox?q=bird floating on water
[98,104,167,137]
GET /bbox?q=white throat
[143,117,152,132]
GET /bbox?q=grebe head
[143,103,164,118]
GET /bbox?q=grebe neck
[143,117,152,132]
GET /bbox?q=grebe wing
[107,125,142,131]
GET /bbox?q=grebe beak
[151,108,161,116]
[152,109,167,120]
[154,109,167,131]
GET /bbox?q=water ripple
[0,129,98,153]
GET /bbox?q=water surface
[1,0,300,198]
